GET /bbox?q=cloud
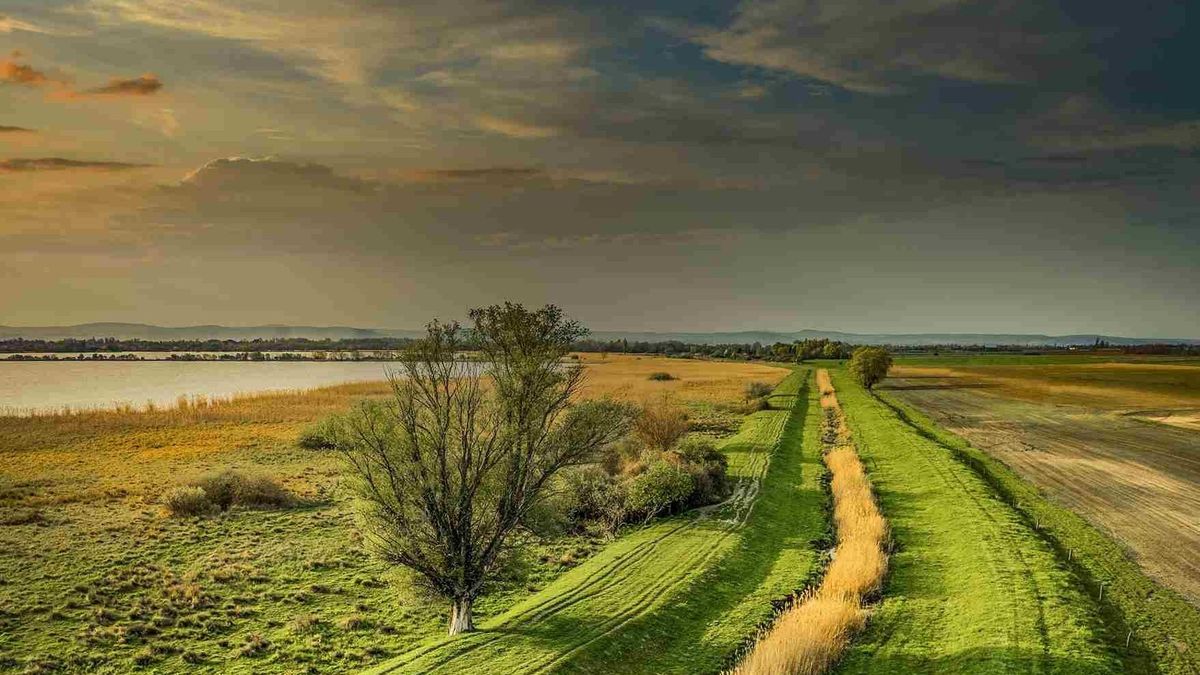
[0,157,150,172]
[178,156,373,193]
[0,125,35,133]
[85,74,163,96]
[1,56,60,87]
[2,53,163,100]
[0,15,51,34]
[476,115,561,139]
[693,0,1087,94]
[405,166,545,183]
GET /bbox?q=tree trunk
[448,596,475,635]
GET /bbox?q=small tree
[333,304,633,635]
[848,346,893,390]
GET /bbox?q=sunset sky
[2,1,1197,336]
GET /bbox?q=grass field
[884,363,1200,605]
[368,368,826,674]
[829,368,1123,674]
[0,355,785,674]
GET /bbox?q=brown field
[883,363,1200,605]
[573,352,788,404]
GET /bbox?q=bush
[673,439,730,506]
[561,467,628,535]
[625,461,694,520]
[647,372,676,381]
[745,381,773,400]
[297,419,338,450]
[633,400,689,453]
[233,474,294,508]
[194,472,240,510]
[162,487,217,517]
[164,472,292,517]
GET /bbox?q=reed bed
[734,370,888,675]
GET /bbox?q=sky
[1,0,1197,337]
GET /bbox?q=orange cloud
[85,74,163,97]
[1,57,59,87]
[2,53,163,100]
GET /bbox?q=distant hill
[0,323,423,341]
[1,323,1196,347]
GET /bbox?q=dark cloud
[410,167,544,182]
[178,157,373,193]
[0,125,35,133]
[0,157,150,172]
[84,73,163,96]
[694,0,1088,94]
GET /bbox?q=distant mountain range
[1,323,1196,347]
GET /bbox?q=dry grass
[574,353,789,406]
[735,370,887,675]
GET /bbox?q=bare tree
[334,305,633,635]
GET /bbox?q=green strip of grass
[876,389,1200,675]
[829,369,1122,674]
[369,369,826,674]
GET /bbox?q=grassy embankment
[735,369,887,674]
[876,389,1200,674]
[829,368,1123,674]
[369,368,827,674]
[0,355,784,674]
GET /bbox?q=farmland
[0,355,786,674]
[882,362,1200,605]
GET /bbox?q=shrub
[297,419,338,450]
[647,372,677,381]
[562,467,628,535]
[633,400,689,453]
[162,487,216,517]
[164,472,292,517]
[194,472,240,511]
[233,474,293,509]
[673,439,730,507]
[745,381,773,400]
[625,461,694,520]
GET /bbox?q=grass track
[877,389,1200,675]
[367,368,826,674]
[829,369,1123,674]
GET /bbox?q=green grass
[876,390,1200,674]
[829,369,1123,674]
[368,369,826,674]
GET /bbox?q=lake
[0,361,398,415]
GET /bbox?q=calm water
[0,361,397,415]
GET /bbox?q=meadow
[368,369,825,673]
[5,351,1200,674]
[0,355,786,674]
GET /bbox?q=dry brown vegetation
[885,363,1200,605]
[734,370,887,675]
